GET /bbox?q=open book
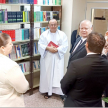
[47,41,59,48]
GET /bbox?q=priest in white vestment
[38,19,68,99]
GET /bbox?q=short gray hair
[80,20,92,28]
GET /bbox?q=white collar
[87,52,98,55]
[81,37,87,42]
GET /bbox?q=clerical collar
[87,52,98,55]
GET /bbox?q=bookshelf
[24,68,40,76]
[14,54,40,61]
[34,5,61,6]
[0,4,61,6]
[0,22,30,25]
[12,38,39,44]
[0,3,30,6]
[0,20,60,25]
[26,70,40,89]
[0,0,62,95]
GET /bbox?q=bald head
[48,19,58,24]
[48,19,58,33]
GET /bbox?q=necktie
[77,39,82,49]
[72,39,82,53]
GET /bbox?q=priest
[38,19,68,99]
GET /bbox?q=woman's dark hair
[0,33,10,47]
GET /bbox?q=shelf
[0,3,61,7]
[29,84,39,90]
[34,54,40,57]
[0,22,30,25]
[33,77,40,88]
[14,56,30,61]
[24,69,40,75]
[34,4,61,6]
[0,20,60,25]
[0,3,30,5]
[13,38,39,44]
[29,77,40,89]
[33,84,39,88]
[25,71,40,89]
[34,20,60,23]
[14,53,40,61]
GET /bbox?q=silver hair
[80,20,92,28]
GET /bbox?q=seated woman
[0,33,29,107]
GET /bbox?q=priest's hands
[46,46,58,53]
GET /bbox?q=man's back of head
[86,32,106,54]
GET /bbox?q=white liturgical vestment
[38,29,68,96]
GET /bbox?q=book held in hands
[48,41,59,48]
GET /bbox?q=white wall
[86,2,108,20]
[71,0,86,31]
[61,0,73,73]
[62,0,86,73]
[86,0,108,20]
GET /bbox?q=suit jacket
[61,54,108,107]
[68,37,87,67]
[70,30,80,52]
[0,53,29,107]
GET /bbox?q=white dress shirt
[87,52,98,55]
[72,37,87,53]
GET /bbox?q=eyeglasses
[49,24,57,27]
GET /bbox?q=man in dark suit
[70,29,80,52]
[68,20,93,67]
[61,32,108,107]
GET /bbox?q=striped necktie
[72,39,82,53]
[77,39,82,48]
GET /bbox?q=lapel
[72,40,86,57]
[71,37,81,53]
